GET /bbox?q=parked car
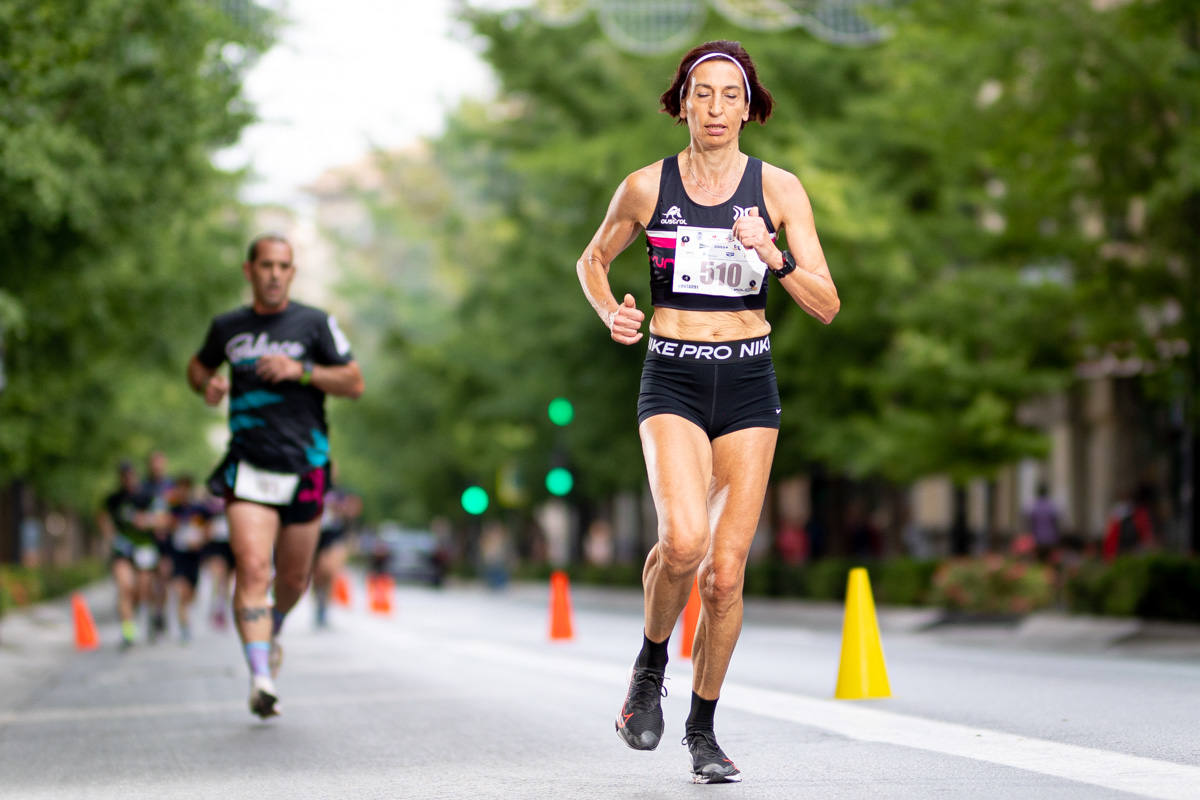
[365,523,441,586]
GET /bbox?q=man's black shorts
[210,458,330,526]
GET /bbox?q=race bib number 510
[672,226,768,297]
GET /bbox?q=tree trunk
[950,484,970,556]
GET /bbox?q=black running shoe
[683,729,741,784]
[615,666,667,750]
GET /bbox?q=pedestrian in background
[1024,483,1061,563]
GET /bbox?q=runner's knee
[276,569,311,597]
[655,526,707,578]
[698,559,744,609]
[235,555,272,591]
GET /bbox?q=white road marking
[447,639,1200,800]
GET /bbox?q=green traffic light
[545,467,574,496]
[548,397,574,426]
[461,485,489,515]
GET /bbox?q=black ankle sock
[686,692,717,731]
[635,631,669,671]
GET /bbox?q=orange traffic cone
[678,576,701,659]
[332,573,352,607]
[548,570,574,640]
[71,593,99,651]
[369,574,393,616]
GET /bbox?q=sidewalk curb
[506,579,1200,650]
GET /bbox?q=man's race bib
[233,462,300,506]
[132,545,159,571]
[671,226,768,297]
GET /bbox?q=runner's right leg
[112,558,138,648]
[311,537,346,628]
[135,567,155,636]
[174,572,196,643]
[205,549,232,628]
[615,414,713,751]
[228,501,281,718]
[311,537,333,628]
[150,543,171,641]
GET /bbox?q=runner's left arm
[307,361,364,399]
[254,312,364,398]
[734,163,840,325]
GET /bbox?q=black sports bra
[645,155,775,311]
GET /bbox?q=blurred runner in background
[187,233,364,719]
[168,475,211,643]
[98,461,161,649]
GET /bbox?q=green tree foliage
[332,6,1087,522]
[852,0,1200,469]
[0,0,274,506]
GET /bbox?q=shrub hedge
[1064,555,1200,621]
[508,554,1200,622]
[0,560,108,618]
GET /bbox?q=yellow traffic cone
[834,567,891,700]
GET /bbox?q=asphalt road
[2,577,1198,799]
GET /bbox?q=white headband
[680,52,751,106]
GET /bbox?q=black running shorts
[637,334,781,439]
[172,550,203,587]
[316,525,346,552]
[213,458,330,526]
[204,540,235,568]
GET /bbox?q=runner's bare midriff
[648,307,771,342]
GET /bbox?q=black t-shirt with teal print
[196,302,353,475]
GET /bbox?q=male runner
[168,475,210,643]
[188,233,364,718]
[98,461,161,649]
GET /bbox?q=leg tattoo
[237,606,270,622]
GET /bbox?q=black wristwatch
[299,360,314,385]
[769,250,798,279]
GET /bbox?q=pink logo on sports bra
[651,254,674,270]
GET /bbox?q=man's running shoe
[683,729,741,784]
[615,666,667,750]
[269,638,283,679]
[248,675,281,719]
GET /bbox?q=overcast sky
[214,0,517,207]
